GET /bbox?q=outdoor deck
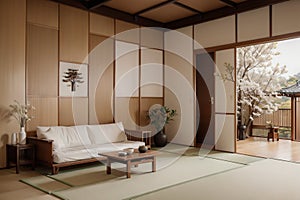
[237,137,300,162]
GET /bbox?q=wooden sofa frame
[27,129,151,174]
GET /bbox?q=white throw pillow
[36,126,51,139]
[38,127,65,149]
[38,126,83,149]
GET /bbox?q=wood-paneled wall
[25,1,165,134]
[60,5,88,63]
[26,0,59,132]
[0,0,26,167]
[89,35,114,124]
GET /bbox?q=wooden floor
[237,137,300,162]
[0,167,58,200]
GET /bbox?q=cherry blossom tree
[222,42,287,138]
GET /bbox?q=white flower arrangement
[9,100,35,128]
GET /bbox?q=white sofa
[28,122,146,174]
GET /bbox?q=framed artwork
[59,61,88,97]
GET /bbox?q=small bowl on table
[124,148,134,155]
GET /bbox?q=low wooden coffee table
[99,150,158,178]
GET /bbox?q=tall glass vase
[19,126,26,144]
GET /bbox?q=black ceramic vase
[154,131,167,147]
[138,145,148,153]
[238,124,247,140]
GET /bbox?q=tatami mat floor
[2,142,300,200]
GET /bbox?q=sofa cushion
[87,122,127,145]
[38,126,83,149]
[53,140,145,163]
[71,125,91,145]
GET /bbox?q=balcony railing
[252,109,291,139]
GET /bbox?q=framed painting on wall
[59,61,88,97]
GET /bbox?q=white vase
[19,127,26,144]
[11,133,17,145]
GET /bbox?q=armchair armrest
[27,137,54,166]
[27,136,53,143]
[124,129,152,146]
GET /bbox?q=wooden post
[291,97,295,141]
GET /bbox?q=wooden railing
[252,109,291,139]
[253,109,291,127]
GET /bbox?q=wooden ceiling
[52,0,289,29]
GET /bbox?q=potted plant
[148,104,177,147]
[9,100,34,144]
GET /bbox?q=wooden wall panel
[115,97,139,129]
[116,20,139,44]
[59,98,75,126]
[89,35,114,124]
[59,98,88,126]
[60,5,88,63]
[141,48,163,97]
[27,0,58,29]
[0,0,26,168]
[27,97,58,131]
[238,7,269,42]
[95,64,114,124]
[272,0,300,36]
[215,114,235,152]
[164,52,194,146]
[214,49,235,152]
[27,24,58,96]
[165,29,193,65]
[194,16,235,48]
[141,27,163,49]
[90,13,114,37]
[176,26,193,37]
[215,49,235,114]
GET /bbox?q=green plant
[148,104,177,133]
[163,106,177,124]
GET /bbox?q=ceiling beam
[82,0,112,10]
[134,0,177,16]
[219,0,237,8]
[51,0,164,27]
[93,6,165,27]
[166,0,289,29]
[173,2,203,15]
[51,0,87,9]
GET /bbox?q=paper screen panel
[238,7,269,42]
[141,48,163,97]
[272,0,300,36]
[194,15,235,48]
